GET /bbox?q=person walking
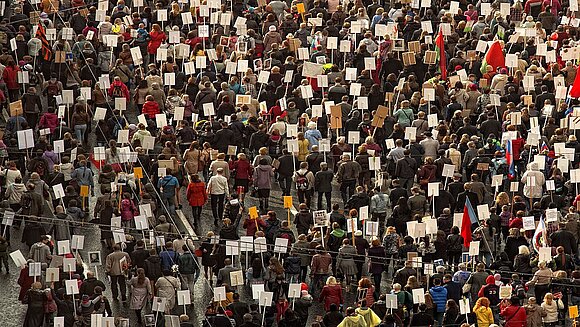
[186,174,207,229]
[253,158,274,214]
[105,244,131,302]
[129,268,152,325]
[207,167,230,226]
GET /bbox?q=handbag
[462,282,472,294]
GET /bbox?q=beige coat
[105,251,131,276]
[183,149,202,174]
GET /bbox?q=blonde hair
[326,276,337,285]
[518,245,530,255]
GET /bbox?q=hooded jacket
[337,314,367,327]
[478,275,500,305]
[253,164,274,189]
[429,285,448,313]
[327,229,346,252]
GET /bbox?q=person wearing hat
[263,24,281,52]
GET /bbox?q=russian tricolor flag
[506,139,515,179]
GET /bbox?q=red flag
[461,203,473,247]
[480,41,505,74]
[569,65,580,98]
[435,30,447,80]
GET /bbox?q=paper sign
[283,196,292,209]
[570,306,579,318]
[10,250,26,268]
[225,240,240,256]
[428,182,439,197]
[274,238,289,253]
[523,216,535,230]
[539,247,552,262]
[177,290,191,305]
[460,298,471,314]
[57,240,71,255]
[65,279,79,295]
[258,291,274,306]
[71,235,84,250]
[152,297,167,312]
[469,241,480,256]
[499,285,512,299]
[230,270,244,286]
[412,289,425,304]
[252,284,265,299]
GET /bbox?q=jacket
[314,170,334,192]
[79,277,106,297]
[478,275,500,305]
[177,251,198,275]
[39,113,59,132]
[501,305,527,327]
[337,160,361,182]
[22,93,42,113]
[142,100,160,119]
[319,284,343,311]
[230,159,252,180]
[524,303,545,327]
[474,305,494,327]
[253,164,274,189]
[370,192,388,214]
[186,181,207,207]
[395,156,417,179]
[429,286,448,313]
[105,250,131,276]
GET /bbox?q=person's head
[476,297,491,308]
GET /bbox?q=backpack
[112,84,124,98]
[28,72,39,86]
[21,192,33,210]
[265,220,280,241]
[295,172,309,190]
[512,282,526,299]
[47,80,59,96]
[277,229,293,242]
[495,162,508,175]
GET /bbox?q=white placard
[65,279,79,295]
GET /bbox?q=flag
[532,215,546,252]
[570,65,580,98]
[541,141,549,153]
[480,40,505,74]
[506,139,515,179]
[35,23,52,61]
[461,197,477,247]
[435,29,447,80]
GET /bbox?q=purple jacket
[252,164,274,190]
[42,151,60,172]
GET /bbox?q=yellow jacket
[474,306,494,327]
[297,139,310,161]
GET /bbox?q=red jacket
[501,305,527,327]
[243,217,266,236]
[319,284,343,311]
[108,81,130,101]
[142,101,160,119]
[3,65,19,90]
[39,112,59,132]
[229,159,253,180]
[147,31,166,54]
[186,181,207,206]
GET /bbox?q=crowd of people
[2,0,580,325]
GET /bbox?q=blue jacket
[159,249,178,271]
[429,286,448,313]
